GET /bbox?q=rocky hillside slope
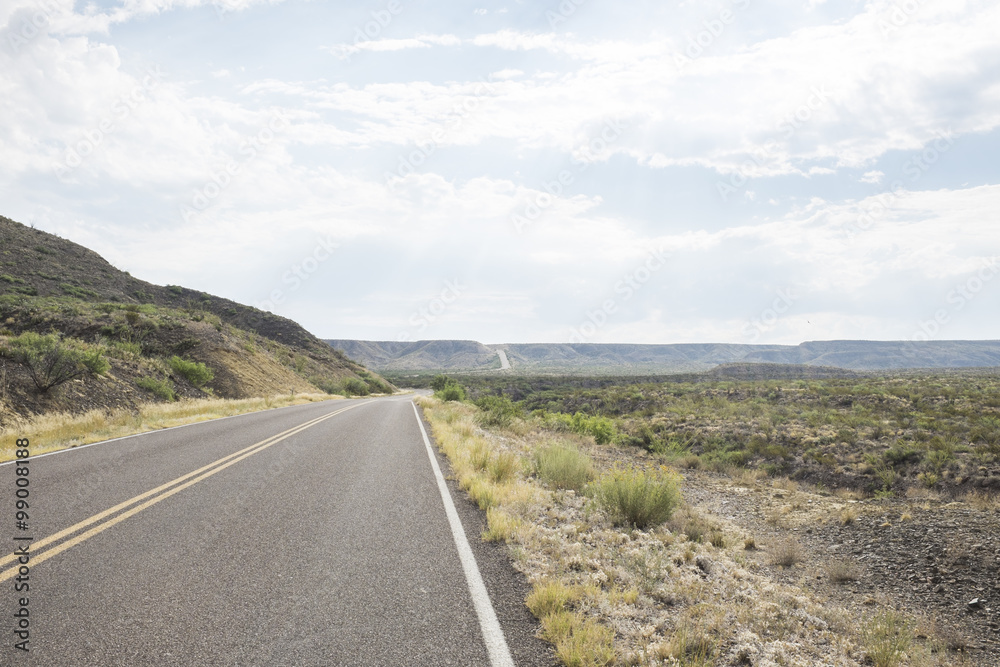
[0,215,390,425]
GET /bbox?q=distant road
[496,349,511,371]
[1,397,551,666]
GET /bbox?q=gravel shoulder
[682,469,1000,665]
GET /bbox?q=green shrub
[591,464,682,529]
[81,348,110,375]
[430,374,452,391]
[435,378,466,402]
[358,370,393,394]
[341,378,370,396]
[59,283,100,299]
[168,356,214,388]
[0,332,96,393]
[532,443,594,491]
[475,395,521,428]
[136,376,176,402]
[313,377,341,394]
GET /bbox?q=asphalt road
[0,397,554,666]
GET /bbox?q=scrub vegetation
[416,371,999,666]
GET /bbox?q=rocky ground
[684,471,1000,665]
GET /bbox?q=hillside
[327,339,1000,374]
[0,215,390,425]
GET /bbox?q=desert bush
[312,377,340,394]
[531,442,593,491]
[357,370,393,394]
[547,412,617,444]
[136,376,176,402]
[341,378,370,396]
[432,376,466,401]
[168,356,214,388]
[591,464,682,529]
[81,348,110,375]
[429,374,450,391]
[1,332,101,393]
[438,383,466,401]
[474,394,521,428]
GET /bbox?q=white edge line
[0,397,367,468]
[411,401,515,667]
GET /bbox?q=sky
[1,0,999,345]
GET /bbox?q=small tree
[430,374,452,391]
[1,332,95,393]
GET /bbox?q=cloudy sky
[2,0,998,345]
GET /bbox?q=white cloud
[4,1,1000,343]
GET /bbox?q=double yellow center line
[0,403,361,581]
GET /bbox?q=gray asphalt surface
[1,397,554,666]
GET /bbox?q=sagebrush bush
[168,356,214,388]
[591,464,682,529]
[532,442,593,491]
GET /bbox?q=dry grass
[840,506,858,525]
[826,559,862,583]
[767,538,803,568]
[962,490,1000,511]
[0,393,336,461]
[417,396,915,667]
[906,485,943,501]
[862,609,914,667]
[482,507,523,542]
